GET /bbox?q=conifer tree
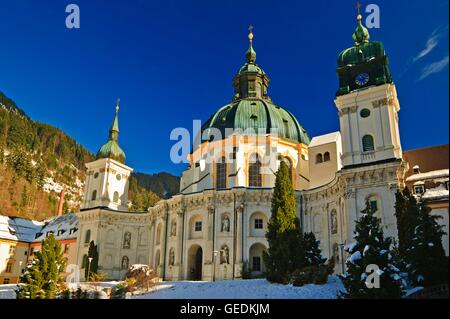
[85,241,99,280]
[406,201,448,287]
[16,234,66,299]
[395,188,419,260]
[264,161,304,283]
[303,232,327,267]
[340,200,403,299]
[395,188,448,287]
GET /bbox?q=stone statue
[171,220,177,237]
[220,246,229,264]
[221,216,230,232]
[169,249,175,266]
[331,211,338,234]
[123,232,131,249]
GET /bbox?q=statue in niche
[330,211,338,234]
[221,216,230,232]
[169,249,175,266]
[171,220,177,237]
[123,231,131,249]
[220,246,229,264]
[333,243,340,263]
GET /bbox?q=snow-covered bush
[122,264,158,292]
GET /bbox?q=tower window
[249,153,262,187]
[362,135,375,152]
[91,190,97,201]
[413,185,425,195]
[323,152,331,162]
[216,157,227,189]
[84,229,91,244]
[254,219,263,229]
[195,221,202,232]
[369,200,378,212]
[316,154,323,164]
[113,191,119,203]
[360,109,371,118]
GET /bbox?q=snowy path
[133,276,344,299]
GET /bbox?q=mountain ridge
[0,90,180,220]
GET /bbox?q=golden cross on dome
[248,25,254,42]
[116,98,120,112]
[356,2,363,21]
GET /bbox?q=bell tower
[81,100,133,211]
[334,12,402,167]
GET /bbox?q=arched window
[249,153,262,187]
[283,157,293,182]
[316,154,323,164]
[216,157,227,189]
[156,224,162,245]
[84,229,91,244]
[362,135,375,152]
[113,191,119,203]
[81,254,88,269]
[323,152,330,162]
[121,256,129,270]
[91,190,97,201]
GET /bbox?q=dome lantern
[232,26,270,102]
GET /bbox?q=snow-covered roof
[422,185,449,201]
[0,213,78,243]
[406,169,449,182]
[0,215,44,242]
[33,213,79,242]
[309,132,340,148]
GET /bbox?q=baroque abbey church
[73,13,446,282]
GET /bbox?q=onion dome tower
[336,9,393,96]
[96,100,126,163]
[82,99,132,211]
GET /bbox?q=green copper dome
[199,29,310,145]
[96,104,126,163]
[202,99,310,144]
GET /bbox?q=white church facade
[74,15,421,282]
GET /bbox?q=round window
[94,172,99,179]
[116,174,122,181]
[360,108,371,118]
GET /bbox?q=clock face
[355,73,370,86]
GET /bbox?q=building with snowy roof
[0,213,79,284]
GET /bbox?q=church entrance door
[188,245,203,280]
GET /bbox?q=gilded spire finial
[248,25,254,42]
[356,1,362,21]
[116,98,120,113]
[245,25,256,63]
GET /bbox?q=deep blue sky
[0,0,448,176]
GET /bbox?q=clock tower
[334,13,402,167]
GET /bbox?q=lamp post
[338,243,346,274]
[213,250,219,282]
[87,257,93,281]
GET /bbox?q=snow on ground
[133,276,344,299]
